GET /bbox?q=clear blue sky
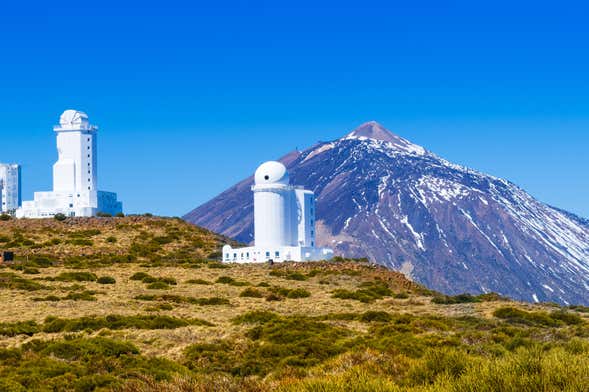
[1,0,587,218]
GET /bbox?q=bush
[63,290,98,301]
[67,238,94,246]
[105,236,117,243]
[332,280,392,303]
[115,212,125,217]
[147,281,171,290]
[0,321,39,337]
[54,272,98,282]
[97,276,116,284]
[240,288,265,298]
[42,314,212,333]
[0,272,47,291]
[286,288,311,299]
[359,311,392,323]
[130,272,151,281]
[493,307,582,327]
[54,213,67,221]
[135,294,229,306]
[216,276,249,286]
[0,214,11,221]
[186,279,212,285]
[188,313,350,376]
[432,293,481,304]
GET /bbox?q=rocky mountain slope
[185,122,589,305]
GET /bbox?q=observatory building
[16,110,122,218]
[222,161,333,263]
[0,164,21,213]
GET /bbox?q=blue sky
[0,0,587,218]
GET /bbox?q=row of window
[224,250,281,261]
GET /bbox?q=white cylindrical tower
[252,161,296,247]
[52,110,98,193]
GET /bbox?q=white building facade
[223,161,333,263]
[0,164,21,213]
[16,110,122,218]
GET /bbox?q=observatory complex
[16,110,122,218]
[222,161,333,263]
[0,164,21,213]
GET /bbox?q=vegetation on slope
[0,217,587,391]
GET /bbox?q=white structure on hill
[16,110,122,218]
[223,161,333,263]
[0,164,21,213]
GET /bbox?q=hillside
[0,216,233,265]
[185,121,589,306]
[0,217,588,391]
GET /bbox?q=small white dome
[255,161,289,185]
[59,110,90,129]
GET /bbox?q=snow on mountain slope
[184,122,589,305]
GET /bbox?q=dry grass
[0,217,587,391]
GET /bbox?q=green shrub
[432,293,481,304]
[53,213,67,221]
[42,314,211,333]
[359,311,392,323]
[147,281,171,290]
[97,276,116,284]
[332,280,392,303]
[135,294,229,306]
[493,307,583,327]
[67,238,94,246]
[63,290,98,301]
[188,313,350,376]
[23,267,40,275]
[286,288,311,299]
[216,276,249,286]
[0,214,11,221]
[105,236,117,243]
[0,321,39,337]
[130,272,152,281]
[191,297,230,306]
[207,262,230,269]
[0,272,47,291]
[286,272,308,281]
[54,271,98,282]
[33,295,61,302]
[186,278,212,285]
[240,288,265,298]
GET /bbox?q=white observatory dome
[59,110,90,129]
[255,161,289,185]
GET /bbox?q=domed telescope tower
[223,161,333,263]
[53,110,98,194]
[16,110,123,218]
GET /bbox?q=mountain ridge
[185,123,589,305]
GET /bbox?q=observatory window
[265,251,270,258]
[264,175,269,180]
[275,251,280,258]
[88,154,90,158]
